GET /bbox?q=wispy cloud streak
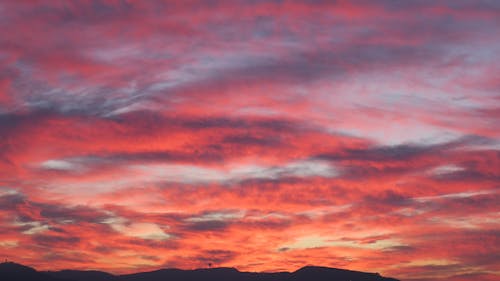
[0,1,499,280]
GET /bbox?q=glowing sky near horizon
[0,1,499,281]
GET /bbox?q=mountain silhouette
[0,262,66,281]
[48,269,118,281]
[1,261,400,281]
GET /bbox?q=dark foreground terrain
[0,261,399,281]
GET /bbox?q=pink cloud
[0,1,498,281]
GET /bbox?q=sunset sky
[0,1,499,281]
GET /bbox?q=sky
[0,1,499,280]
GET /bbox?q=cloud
[0,0,498,279]
[0,192,25,210]
[32,234,81,246]
[194,249,238,265]
[110,222,171,241]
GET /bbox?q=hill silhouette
[1,261,400,281]
[0,262,67,281]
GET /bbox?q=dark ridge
[292,266,400,281]
[0,262,67,281]
[0,261,400,281]
[0,261,37,273]
[47,269,118,281]
[119,267,242,281]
